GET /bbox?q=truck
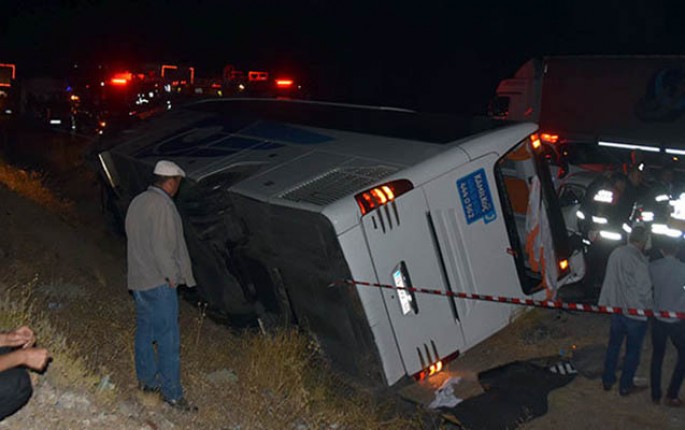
[96,98,582,387]
[491,56,685,290]
[490,56,685,176]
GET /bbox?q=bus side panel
[337,225,406,386]
[423,154,520,348]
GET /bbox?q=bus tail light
[530,134,542,150]
[355,179,414,216]
[413,349,460,382]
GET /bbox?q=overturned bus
[96,99,581,387]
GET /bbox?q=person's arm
[0,326,35,348]
[151,203,180,287]
[0,348,50,373]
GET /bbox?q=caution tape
[331,279,685,321]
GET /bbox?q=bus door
[360,187,466,378]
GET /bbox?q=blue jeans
[650,320,685,401]
[603,314,648,393]
[133,284,183,401]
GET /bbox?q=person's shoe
[652,397,660,405]
[602,382,613,391]
[664,398,683,407]
[137,383,160,394]
[164,397,198,412]
[619,385,648,396]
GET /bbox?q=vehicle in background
[20,77,76,131]
[96,99,580,387]
[219,64,305,99]
[68,62,307,136]
[0,63,18,119]
[492,56,685,293]
[490,56,685,177]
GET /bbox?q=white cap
[153,160,186,178]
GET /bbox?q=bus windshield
[495,134,572,296]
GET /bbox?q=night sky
[2,0,685,113]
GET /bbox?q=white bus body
[98,99,574,386]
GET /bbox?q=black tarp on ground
[441,358,576,430]
[569,344,613,380]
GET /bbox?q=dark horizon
[2,1,685,114]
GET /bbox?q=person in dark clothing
[0,326,50,421]
[613,166,647,223]
[580,172,628,292]
[649,241,685,406]
[654,167,676,198]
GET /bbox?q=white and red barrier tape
[331,279,685,321]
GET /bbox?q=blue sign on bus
[457,168,497,225]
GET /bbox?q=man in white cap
[125,160,197,412]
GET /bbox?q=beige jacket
[125,186,196,291]
[598,243,652,321]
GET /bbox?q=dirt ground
[1,127,685,429]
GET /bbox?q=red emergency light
[275,79,294,88]
[0,63,16,79]
[248,71,269,81]
[540,133,560,144]
[161,64,178,78]
[0,63,16,87]
[110,72,132,86]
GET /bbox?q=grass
[0,279,116,405]
[0,156,425,429]
[0,271,423,429]
[176,309,425,429]
[0,157,73,216]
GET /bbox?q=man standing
[125,160,197,412]
[599,225,652,396]
[649,240,685,406]
[0,326,50,420]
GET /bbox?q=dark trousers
[602,314,648,393]
[0,347,33,421]
[650,319,685,401]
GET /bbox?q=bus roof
[185,98,506,144]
